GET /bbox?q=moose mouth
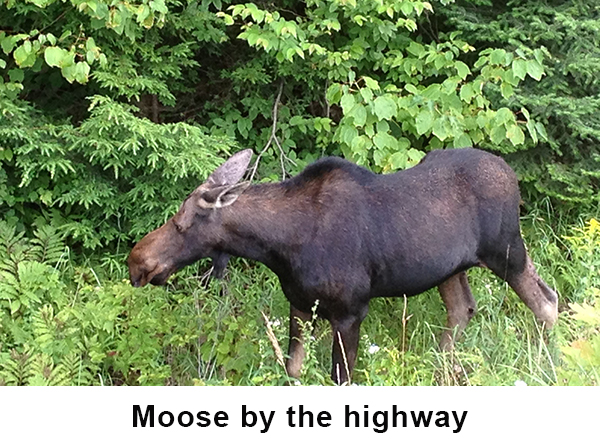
[149,268,174,286]
[130,265,176,287]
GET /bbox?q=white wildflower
[368,344,380,354]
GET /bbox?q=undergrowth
[0,214,598,386]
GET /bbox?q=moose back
[128,148,558,384]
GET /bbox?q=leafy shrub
[216,0,546,175]
[439,1,600,211]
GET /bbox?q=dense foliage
[0,1,598,385]
[439,0,600,211]
[2,0,555,246]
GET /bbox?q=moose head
[128,149,253,287]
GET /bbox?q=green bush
[439,0,600,211]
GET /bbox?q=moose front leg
[439,271,477,351]
[330,312,366,385]
[286,304,311,379]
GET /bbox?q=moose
[128,148,558,384]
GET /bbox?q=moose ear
[199,182,250,209]
[206,149,253,186]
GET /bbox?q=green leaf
[526,60,544,81]
[500,82,514,99]
[14,43,34,67]
[373,148,390,167]
[432,117,449,141]
[376,120,389,134]
[502,69,517,86]
[360,87,373,103]
[74,62,90,84]
[407,42,425,58]
[476,113,488,129]
[490,48,507,65]
[372,95,397,121]
[455,61,470,79]
[454,133,473,148]
[149,0,168,14]
[340,93,356,115]
[459,84,475,103]
[61,63,77,83]
[495,107,513,125]
[389,151,408,170]
[85,37,96,52]
[8,68,23,82]
[535,122,548,141]
[86,50,96,65]
[373,132,397,150]
[44,46,66,68]
[351,135,370,157]
[350,104,367,127]
[526,120,538,144]
[405,83,419,95]
[506,124,525,145]
[326,83,343,104]
[10,299,21,315]
[401,2,413,16]
[363,76,379,90]
[490,124,506,145]
[415,109,434,135]
[339,124,358,145]
[407,148,425,166]
[2,35,17,54]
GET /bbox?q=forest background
[0,0,599,386]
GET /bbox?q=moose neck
[216,183,309,275]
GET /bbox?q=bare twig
[336,331,351,386]
[325,79,331,119]
[40,11,68,34]
[249,80,297,182]
[261,311,286,370]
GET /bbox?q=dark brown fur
[128,148,558,384]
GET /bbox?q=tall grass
[1,211,598,385]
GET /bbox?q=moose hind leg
[506,255,558,327]
[483,236,558,328]
[439,271,477,351]
[286,305,311,379]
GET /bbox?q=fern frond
[0,348,33,386]
[52,352,95,386]
[27,352,54,386]
[31,226,67,267]
[0,222,29,276]
[32,305,55,352]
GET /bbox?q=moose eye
[173,221,183,233]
